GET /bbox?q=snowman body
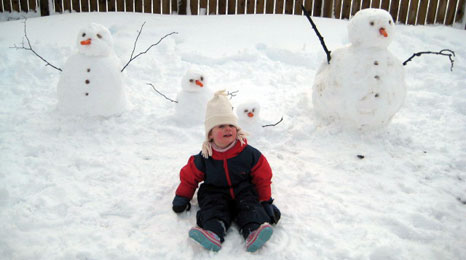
[57,23,128,116]
[312,8,406,130]
[175,70,212,125]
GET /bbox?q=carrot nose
[80,39,92,45]
[379,28,388,37]
[248,112,254,118]
[195,80,203,87]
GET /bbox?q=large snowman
[175,69,212,125]
[312,8,406,130]
[57,23,128,116]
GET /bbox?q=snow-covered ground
[0,12,465,259]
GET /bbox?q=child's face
[209,124,237,148]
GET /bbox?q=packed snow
[0,12,465,260]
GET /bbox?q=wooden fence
[1,0,465,25]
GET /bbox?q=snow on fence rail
[1,0,465,26]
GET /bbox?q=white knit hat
[201,90,247,158]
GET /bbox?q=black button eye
[200,76,204,81]
[82,33,86,37]
[389,20,392,25]
[252,108,255,112]
[97,34,102,39]
[189,79,194,83]
[370,21,374,26]
[244,109,248,113]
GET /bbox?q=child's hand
[172,195,191,213]
[261,198,281,224]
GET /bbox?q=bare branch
[147,83,178,103]
[10,18,62,72]
[121,22,178,72]
[262,116,284,128]
[301,3,332,64]
[403,49,455,71]
[227,90,239,100]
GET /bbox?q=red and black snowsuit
[175,140,273,240]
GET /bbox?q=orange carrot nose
[195,80,204,87]
[379,28,388,37]
[80,39,92,45]
[248,112,254,118]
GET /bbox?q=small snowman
[57,23,128,116]
[236,100,264,136]
[175,69,212,125]
[312,8,406,130]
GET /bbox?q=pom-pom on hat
[201,90,247,158]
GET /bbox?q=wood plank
[218,0,226,14]
[294,0,304,15]
[380,0,390,11]
[256,0,265,13]
[264,0,273,13]
[227,0,236,14]
[323,0,332,17]
[313,0,322,16]
[435,0,447,23]
[371,0,381,8]
[208,0,217,14]
[40,0,49,14]
[99,0,107,11]
[398,0,410,23]
[53,0,63,12]
[351,0,361,16]
[283,0,292,14]
[416,0,430,24]
[407,0,419,24]
[389,0,401,22]
[178,0,186,14]
[200,0,207,14]
[361,0,370,10]
[116,0,124,11]
[341,0,352,19]
[191,0,199,14]
[334,0,343,18]
[426,0,439,23]
[161,0,168,13]
[11,0,19,12]
[444,0,458,24]
[19,0,28,11]
[246,0,254,13]
[455,0,465,23]
[72,0,81,12]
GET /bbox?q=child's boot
[245,223,273,252]
[189,227,222,251]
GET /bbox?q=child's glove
[172,195,191,213]
[261,198,281,224]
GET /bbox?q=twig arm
[147,83,178,103]
[10,19,62,72]
[300,3,331,64]
[403,49,455,71]
[262,116,284,128]
[121,22,178,72]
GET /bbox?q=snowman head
[181,69,207,93]
[348,8,395,49]
[76,23,114,56]
[236,101,261,122]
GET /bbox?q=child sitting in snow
[172,90,281,252]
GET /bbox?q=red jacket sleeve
[251,155,273,201]
[175,156,205,200]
